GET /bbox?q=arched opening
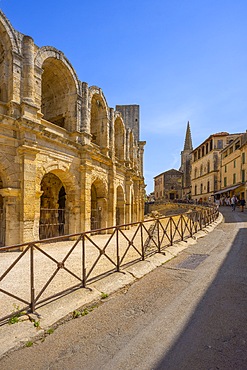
[41,57,77,131]
[90,179,107,231]
[90,94,108,148]
[114,117,125,161]
[91,184,101,230]
[39,173,67,239]
[116,185,125,226]
[0,175,5,246]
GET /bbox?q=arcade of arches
[0,10,146,246]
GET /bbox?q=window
[225,165,227,172]
[242,152,245,164]
[207,181,210,192]
[234,160,236,168]
[233,173,236,184]
[207,162,210,173]
[200,183,203,194]
[195,185,197,195]
[194,168,197,178]
[224,177,227,187]
[200,165,203,176]
[217,140,223,149]
[242,170,245,183]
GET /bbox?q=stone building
[154,169,183,201]
[191,132,240,202]
[214,132,247,201]
[0,11,146,246]
[180,121,193,198]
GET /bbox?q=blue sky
[1,1,247,194]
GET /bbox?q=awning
[213,183,244,196]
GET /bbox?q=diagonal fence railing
[0,205,218,324]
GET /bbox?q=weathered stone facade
[0,11,146,246]
[154,169,182,200]
[191,132,240,202]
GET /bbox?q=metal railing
[0,205,218,324]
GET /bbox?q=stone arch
[90,177,108,230]
[89,87,109,151]
[37,164,78,239]
[116,184,125,226]
[35,47,80,131]
[0,12,18,104]
[114,115,125,161]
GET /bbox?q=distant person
[215,199,220,209]
[240,198,246,212]
[231,195,238,211]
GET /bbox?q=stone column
[125,177,133,225]
[80,161,92,232]
[18,145,39,243]
[0,188,20,246]
[138,141,146,176]
[21,36,39,122]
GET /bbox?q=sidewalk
[0,213,223,359]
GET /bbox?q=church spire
[183,121,193,151]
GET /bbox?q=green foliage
[101,292,108,299]
[33,320,40,328]
[26,341,33,347]
[45,327,54,335]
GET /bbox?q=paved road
[1,206,247,370]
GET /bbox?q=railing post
[157,219,161,253]
[30,244,35,313]
[82,234,86,287]
[170,217,173,245]
[140,222,145,260]
[116,227,120,271]
[181,215,184,241]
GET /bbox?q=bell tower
[180,121,193,197]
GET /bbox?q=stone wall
[0,10,146,246]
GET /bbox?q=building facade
[215,132,247,201]
[0,11,146,246]
[154,169,183,201]
[191,132,240,202]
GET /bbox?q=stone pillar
[18,146,39,243]
[80,162,92,232]
[21,36,39,122]
[0,188,20,246]
[22,36,35,103]
[107,168,115,228]
[109,108,114,159]
[80,82,90,133]
[125,178,133,225]
[138,141,146,176]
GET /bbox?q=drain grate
[176,254,209,270]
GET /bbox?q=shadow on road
[154,212,247,369]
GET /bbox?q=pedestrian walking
[240,197,246,212]
[230,195,238,211]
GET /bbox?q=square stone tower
[116,105,140,141]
